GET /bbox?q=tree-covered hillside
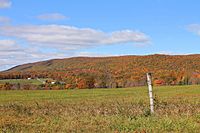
[1,54,200,89]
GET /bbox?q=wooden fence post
[146,73,154,114]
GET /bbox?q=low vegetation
[0,79,43,85]
[0,79,65,90]
[0,85,200,132]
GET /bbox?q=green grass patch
[0,85,200,132]
[0,79,46,85]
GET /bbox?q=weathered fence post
[146,73,154,114]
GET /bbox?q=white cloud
[0,25,150,50]
[0,39,67,71]
[73,52,113,57]
[157,51,174,55]
[103,30,149,44]
[0,39,15,45]
[156,51,193,55]
[0,16,11,24]
[37,13,67,21]
[187,24,200,36]
[0,0,11,9]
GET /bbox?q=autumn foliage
[1,54,200,89]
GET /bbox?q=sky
[0,0,200,71]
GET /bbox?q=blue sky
[0,0,200,70]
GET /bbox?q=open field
[0,85,200,132]
[0,79,45,86]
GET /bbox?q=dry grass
[0,85,200,132]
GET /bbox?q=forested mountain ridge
[1,54,200,89]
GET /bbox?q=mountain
[1,54,200,88]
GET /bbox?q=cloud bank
[0,39,67,71]
[0,0,11,8]
[0,25,149,50]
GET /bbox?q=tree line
[1,55,200,90]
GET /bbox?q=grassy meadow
[0,79,44,86]
[0,85,200,132]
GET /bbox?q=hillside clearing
[0,79,46,86]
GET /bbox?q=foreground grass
[0,85,200,132]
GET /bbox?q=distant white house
[51,82,56,84]
[27,78,31,80]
